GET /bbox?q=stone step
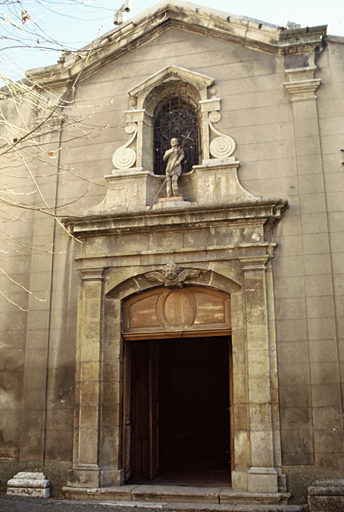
[80,501,306,512]
[63,485,292,506]
[63,486,305,511]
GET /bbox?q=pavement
[0,495,306,512]
[1,495,111,512]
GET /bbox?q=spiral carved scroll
[208,110,235,159]
[112,122,138,170]
[113,147,136,169]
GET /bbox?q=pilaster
[284,66,342,471]
[68,267,104,488]
[240,256,278,493]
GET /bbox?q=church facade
[1,2,344,506]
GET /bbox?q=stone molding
[240,256,271,272]
[64,198,287,238]
[128,65,215,105]
[26,3,327,88]
[284,66,321,102]
[80,268,105,281]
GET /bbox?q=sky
[1,0,343,79]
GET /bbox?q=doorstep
[62,484,292,506]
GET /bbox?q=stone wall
[0,7,343,501]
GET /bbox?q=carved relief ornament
[112,122,138,169]
[145,264,202,288]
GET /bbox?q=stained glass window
[154,97,199,175]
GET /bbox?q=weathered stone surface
[308,480,344,512]
[7,472,50,498]
[7,487,50,498]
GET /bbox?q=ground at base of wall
[0,495,306,512]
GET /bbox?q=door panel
[123,342,132,481]
[127,341,159,480]
[149,341,159,479]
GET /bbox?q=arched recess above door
[123,286,231,340]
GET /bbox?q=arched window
[153,97,199,175]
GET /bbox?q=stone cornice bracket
[199,97,236,163]
[80,267,105,282]
[284,66,321,102]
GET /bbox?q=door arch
[122,286,233,482]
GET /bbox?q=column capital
[199,97,221,112]
[240,256,269,272]
[284,67,321,102]
[79,267,105,282]
[125,108,153,126]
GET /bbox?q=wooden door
[228,338,234,473]
[125,341,159,480]
[149,341,159,479]
[123,341,132,481]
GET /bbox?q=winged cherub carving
[145,263,201,288]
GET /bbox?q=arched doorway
[122,286,233,484]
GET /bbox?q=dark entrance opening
[127,336,230,484]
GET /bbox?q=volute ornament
[112,122,137,170]
[208,111,235,159]
[145,264,202,288]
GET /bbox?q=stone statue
[163,138,185,197]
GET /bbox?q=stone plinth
[152,195,192,209]
[248,467,279,493]
[158,195,184,203]
[308,480,344,512]
[7,472,50,498]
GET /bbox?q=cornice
[62,198,287,238]
[25,2,327,89]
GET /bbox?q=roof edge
[25,1,328,88]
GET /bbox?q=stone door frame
[66,260,283,494]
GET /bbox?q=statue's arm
[163,148,173,161]
[176,149,185,165]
